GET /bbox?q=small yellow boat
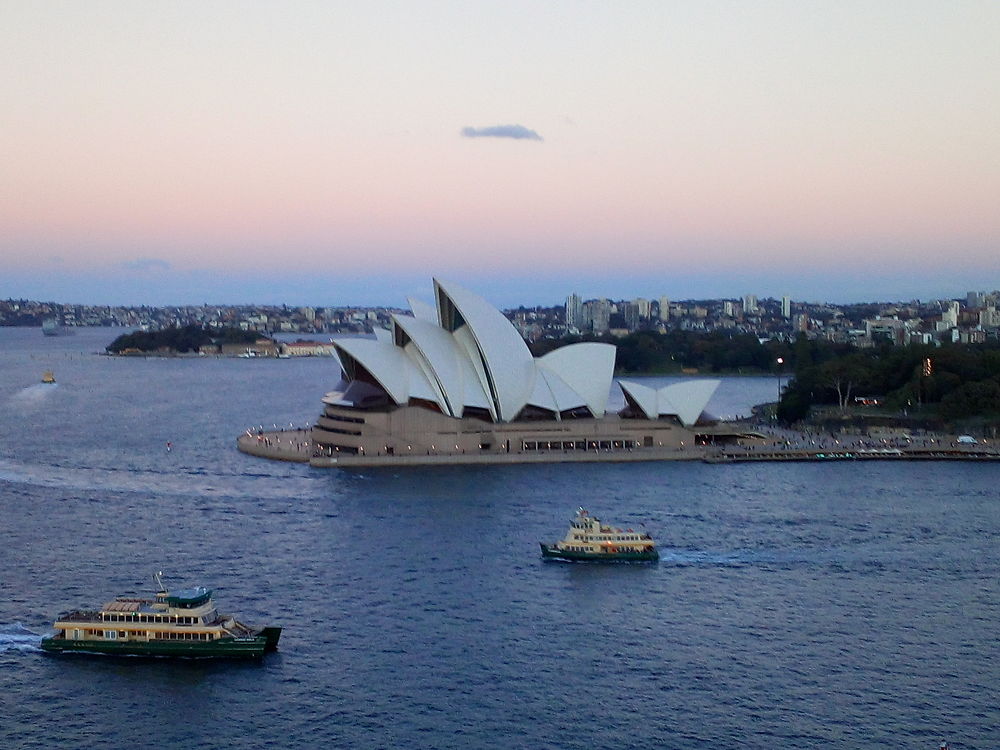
[41,370,56,384]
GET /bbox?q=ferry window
[575,440,586,450]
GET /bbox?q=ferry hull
[540,543,658,563]
[40,630,280,659]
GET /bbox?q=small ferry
[41,370,56,384]
[41,574,281,658]
[41,318,74,336]
[540,508,659,562]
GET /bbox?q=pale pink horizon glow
[3,1,999,304]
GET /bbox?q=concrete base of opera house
[236,428,709,466]
[237,426,1000,467]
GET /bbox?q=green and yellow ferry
[540,508,659,562]
[41,574,281,658]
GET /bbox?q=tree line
[777,339,1000,425]
[530,330,794,375]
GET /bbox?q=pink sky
[2,1,999,306]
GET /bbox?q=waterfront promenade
[238,428,314,463]
[705,427,1000,463]
[237,425,1000,467]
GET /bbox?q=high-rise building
[658,297,670,321]
[624,302,640,330]
[743,295,758,315]
[634,298,650,319]
[942,301,960,328]
[583,298,611,333]
[565,293,582,329]
[967,291,986,309]
[781,296,791,319]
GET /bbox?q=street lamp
[776,357,785,410]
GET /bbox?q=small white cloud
[122,257,171,272]
[461,124,543,141]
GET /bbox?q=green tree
[939,380,1000,420]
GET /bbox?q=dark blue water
[2,328,998,749]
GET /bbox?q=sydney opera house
[306,278,723,467]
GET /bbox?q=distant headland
[105,325,336,358]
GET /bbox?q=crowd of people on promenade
[715,425,997,459]
[240,427,313,460]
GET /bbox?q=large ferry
[540,508,659,562]
[40,574,281,658]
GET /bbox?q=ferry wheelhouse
[40,575,281,658]
[540,508,658,562]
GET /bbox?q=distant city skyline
[3,267,997,310]
[4,271,998,312]
[3,2,999,308]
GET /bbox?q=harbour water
[1,327,998,748]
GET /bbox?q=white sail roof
[332,337,438,408]
[538,342,616,417]
[619,380,659,421]
[392,313,491,417]
[434,278,536,421]
[618,379,720,426]
[531,367,588,413]
[333,338,411,404]
[407,297,439,324]
[327,278,705,427]
[661,379,721,426]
